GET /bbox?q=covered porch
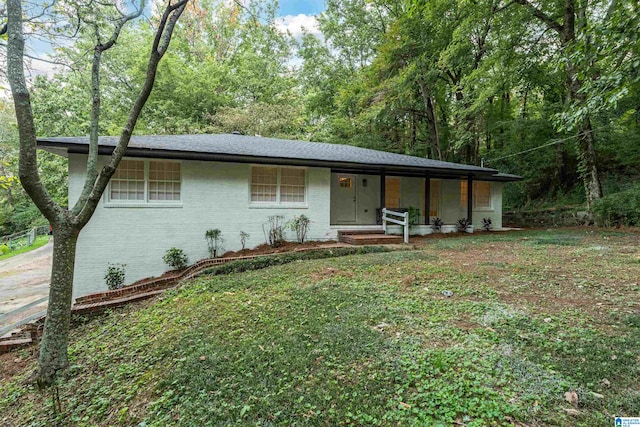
[329,170,505,235]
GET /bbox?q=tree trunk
[578,117,602,208]
[37,222,80,387]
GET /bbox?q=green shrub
[104,263,126,290]
[163,247,189,270]
[593,186,640,227]
[287,215,310,243]
[205,229,224,258]
[0,244,10,255]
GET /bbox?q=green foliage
[204,229,224,258]
[407,206,420,226]
[286,214,311,243]
[1,230,639,426]
[0,244,10,255]
[263,215,285,248]
[593,186,640,227]
[163,248,188,270]
[239,231,249,250]
[104,264,127,290]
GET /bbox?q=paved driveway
[0,239,52,319]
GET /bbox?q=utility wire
[483,127,600,166]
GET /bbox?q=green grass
[0,235,50,261]
[1,229,639,426]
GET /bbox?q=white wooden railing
[382,208,409,244]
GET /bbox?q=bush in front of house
[239,231,249,250]
[287,215,311,243]
[430,217,443,233]
[456,218,471,232]
[163,247,189,270]
[205,228,224,258]
[593,186,640,227]
[104,263,126,290]
[482,217,493,231]
[263,215,285,248]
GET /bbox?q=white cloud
[275,13,323,43]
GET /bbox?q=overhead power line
[482,127,600,166]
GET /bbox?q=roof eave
[39,141,502,179]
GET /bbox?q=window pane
[280,168,305,203]
[385,177,400,208]
[149,161,181,201]
[474,182,491,208]
[110,159,145,201]
[251,167,277,202]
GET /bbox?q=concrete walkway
[0,239,52,330]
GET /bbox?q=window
[108,159,181,204]
[251,166,278,202]
[338,177,352,188]
[460,181,492,209]
[385,177,400,208]
[110,159,145,201]
[250,166,306,205]
[149,161,181,201]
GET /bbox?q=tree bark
[36,221,79,387]
[514,0,603,208]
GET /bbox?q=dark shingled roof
[38,133,521,180]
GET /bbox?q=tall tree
[4,0,189,386]
[511,0,604,208]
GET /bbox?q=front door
[331,174,357,223]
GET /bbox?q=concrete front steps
[338,229,404,245]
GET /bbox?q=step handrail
[381,208,409,243]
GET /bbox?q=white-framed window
[250,166,307,205]
[108,159,181,205]
[110,159,145,201]
[460,180,492,210]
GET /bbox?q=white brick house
[39,134,520,297]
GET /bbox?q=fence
[1,225,50,251]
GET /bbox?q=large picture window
[108,159,181,204]
[251,166,307,205]
[460,181,492,210]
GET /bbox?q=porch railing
[381,208,409,244]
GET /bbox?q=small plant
[408,206,420,226]
[205,228,224,258]
[482,217,493,231]
[104,263,126,290]
[263,215,285,248]
[456,218,471,233]
[0,244,10,255]
[239,231,249,250]
[163,247,188,270]
[287,214,311,243]
[431,217,444,233]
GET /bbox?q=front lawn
[1,229,638,426]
